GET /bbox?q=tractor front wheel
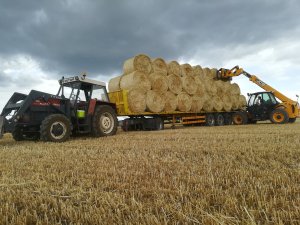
[40,114,71,142]
[92,105,118,137]
[12,128,25,141]
[270,109,289,124]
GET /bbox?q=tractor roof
[59,75,106,87]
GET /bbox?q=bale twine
[177,92,192,112]
[203,99,214,112]
[162,91,178,112]
[167,74,182,94]
[238,95,247,108]
[182,75,197,95]
[146,90,165,113]
[149,72,168,93]
[167,61,181,76]
[123,54,152,75]
[190,95,205,113]
[193,65,204,78]
[222,94,233,112]
[127,89,146,113]
[212,96,223,112]
[180,63,194,77]
[231,95,240,110]
[108,75,122,92]
[152,58,168,75]
[230,83,241,95]
[120,71,151,92]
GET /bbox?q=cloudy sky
[1,0,300,110]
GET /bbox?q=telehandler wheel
[92,105,118,137]
[232,111,248,125]
[205,114,215,126]
[288,118,297,123]
[215,114,225,126]
[269,108,289,124]
[12,128,25,141]
[40,114,71,142]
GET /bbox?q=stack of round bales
[108,54,247,114]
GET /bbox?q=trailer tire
[40,114,71,142]
[92,105,118,137]
[12,128,25,141]
[232,111,248,125]
[215,114,225,126]
[205,114,215,126]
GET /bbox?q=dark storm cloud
[0,0,300,78]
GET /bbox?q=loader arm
[218,66,299,118]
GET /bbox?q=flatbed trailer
[108,90,246,131]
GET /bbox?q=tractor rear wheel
[12,128,25,141]
[270,109,289,124]
[40,114,71,142]
[232,111,248,125]
[92,105,118,137]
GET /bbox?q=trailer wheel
[92,105,118,137]
[205,114,215,126]
[270,108,289,124]
[12,128,25,141]
[232,111,248,125]
[40,114,71,142]
[215,114,225,126]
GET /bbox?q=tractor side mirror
[247,93,250,96]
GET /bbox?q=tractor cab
[247,91,278,122]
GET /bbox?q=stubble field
[0,122,300,224]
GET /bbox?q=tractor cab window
[248,95,256,106]
[91,85,109,102]
[262,93,272,104]
[254,94,263,106]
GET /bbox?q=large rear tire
[232,111,248,125]
[40,114,71,142]
[92,105,118,137]
[269,108,289,124]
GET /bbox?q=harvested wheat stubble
[146,90,165,113]
[108,75,122,92]
[193,65,204,78]
[127,89,146,113]
[120,71,151,92]
[152,58,168,75]
[181,75,197,95]
[167,61,181,76]
[123,54,152,75]
[180,63,194,77]
[167,74,182,94]
[177,92,192,112]
[162,91,178,112]
[230,83,241,95]
[203,99,214,112]
[190,95,205,113]
[213,96,223,111]
[222,94,233,112]
[149,72,168,93]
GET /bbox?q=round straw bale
[222,94,233,112]
[205,79,217,96]
[190,95,205,113]
[167,74,182,94]
[182,75,197,95]
[210,68,218,79]
[203,99,214,112]
[238,95,247,108]
[194,76,206,97]
[203,67,212,79]
[167,61,181,76]
[162,91,178,112]
[123,54,152,75]
[120,71,151,92]
[180,63,194,77]
[108,75,122,92]
[193,65,204,78]
[149,72,168,93]
[230,83,241,95]
[152,58,168,75]
[212,96,223,112]
[146,90,165,113]
[231,95,240,110]
[127,89,146,113]
[177,92,192,112]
